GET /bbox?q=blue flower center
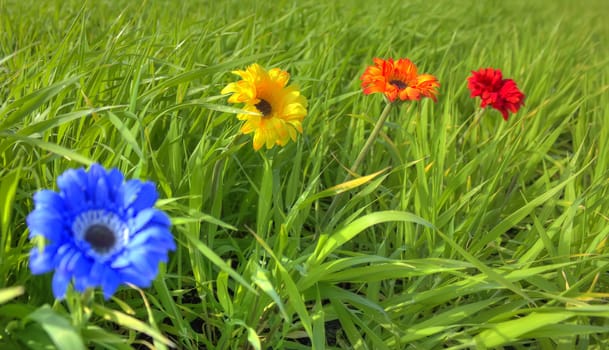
[72,210,129,261]
[84,224,116,253]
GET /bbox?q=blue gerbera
[27,163,175,299]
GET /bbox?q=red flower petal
[467,68,525,121]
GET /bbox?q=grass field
[2,0,609,349]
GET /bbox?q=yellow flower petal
[252,130,265,151]
[269,68,290,87]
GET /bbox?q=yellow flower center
[389,79,408,89]
[255,99,272,117]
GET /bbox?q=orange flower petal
[360,57,439,103]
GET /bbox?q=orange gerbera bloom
[221,63,307,151]
[360,58,439,103]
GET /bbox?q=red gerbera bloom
[360,58,439,103]
[467,68,525,121]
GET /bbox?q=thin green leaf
[25,305,86,350]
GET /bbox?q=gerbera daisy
[467,68,525,121]
[27,164,175,299]
[360,58,440,103]
[221,63,308,151]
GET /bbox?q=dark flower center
[255,99,272,117]
[84,224,116,253]
[389,79,408,89]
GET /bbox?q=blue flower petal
[73,275,88,293]
[87,164,105,189]
[110,252,132,269]
[56,247,79,273]
[26,209,67,241]
[89,261,106,286]
[130,208,171,233]
[158,238,176,252]
[105,168,124,205]
[123,180,158,214]
[63,249,87,274]
[128,226,172,249]
[29,246,57,274]
[100,267,121,299]
[72,255,92,278]
[72,256,92,292]
[33,190,66,212]
[129,238,176,258]
[57,168,89,211]
[127,247,158,279]
[119,266,154,287]
[52,243,72,266]
[145,250,171,264]
[93,174,110,208]
[52,271,71,299]
[122,180,142,206]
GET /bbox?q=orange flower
[360,58,439,103]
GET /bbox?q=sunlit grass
[2,0,609,349]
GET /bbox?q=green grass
[2,0,609,348]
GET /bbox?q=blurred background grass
[1,0,609,349]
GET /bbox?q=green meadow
[2,0,609,349]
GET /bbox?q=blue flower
[27,163,175,300]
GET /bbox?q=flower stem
[460,107,485,154]
[347,102,394,177]
[324,102,394,225]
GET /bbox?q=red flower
[360,58,439,103]
[467,68,525,121]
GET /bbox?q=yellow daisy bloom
[221,63,308,151]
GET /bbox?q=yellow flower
[221,63,308,151]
